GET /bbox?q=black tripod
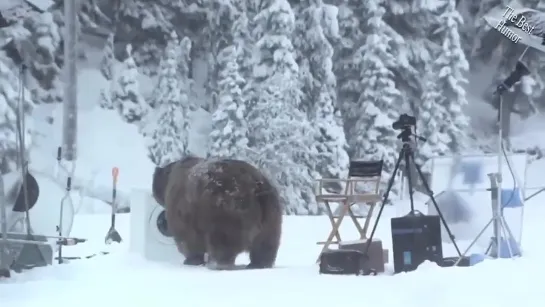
[362,126,462,259]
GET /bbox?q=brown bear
[152,156,283,270]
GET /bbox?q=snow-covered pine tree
[0,57,35,174]
[113,44,147,123]
[208,45,248,159]
[100,33,115,82]
[146,101,190,165]
[313,86,350,180]
[233,0,259,81]
[203,0,255,113]
[333,0,366,141]
[177,36,196,112]
[469,0,505,64]
[381,0,438,115]
[145,32,191,165]
[116,1,186,75]
[295,0,349,182]
[28,12,63,104]
[146,89,190,165]
[147,31,180,110]
[230,3,252,87]
[351,0,401,183]
[99,33,115,110]
[416,75,452,165]
[435,0,470,151]
[202,0,236,113]
[232,3,259,114]
[531,1,545,113]
[248,0,319,215]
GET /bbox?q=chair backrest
[349,160,383,178]
[347,160,383,195]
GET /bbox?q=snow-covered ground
[2,190,545,307]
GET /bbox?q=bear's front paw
[183,255,206,266]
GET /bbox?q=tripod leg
[485,241,493,255]
[412,157,463,257]
[500,214,518,247]
[483,213,518,258]
[499,220,513,258]
[363,149,404,256]
[402,146,416,212]
[454,218,495,266]
[500,216,519,257]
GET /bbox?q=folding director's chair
[315,160,384,261]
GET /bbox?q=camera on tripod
[392,114,416,130]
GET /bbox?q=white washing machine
[129,189,182,265]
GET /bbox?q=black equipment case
[319,249,376,275]
[391,212,443,273]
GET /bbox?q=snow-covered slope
[28,66,211,213]
[30,104,155,212]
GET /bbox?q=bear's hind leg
[175,239,206,266]
[247,229,281,269]
[206,229,244,270]
[206,251,237,270]
[183,254,206,266]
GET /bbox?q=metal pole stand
[454,59,528,265]
[485,173,520,258]
[455,170,521,265]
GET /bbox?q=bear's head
[152,161,176,207]
[152,156,204,207]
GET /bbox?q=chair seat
[331,215,366,219]
[317,241,343,245]
[316,193,381,203]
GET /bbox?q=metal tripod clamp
[487,173,498,199]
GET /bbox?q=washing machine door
[148,205,173,245]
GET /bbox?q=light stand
[455,58,529,265]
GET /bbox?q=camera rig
[392,114,416,131]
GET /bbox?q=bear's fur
[153,156,283,269]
